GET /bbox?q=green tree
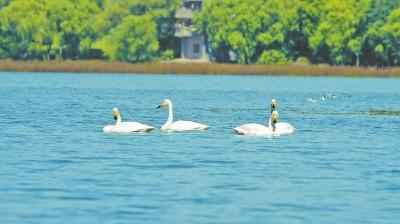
[0,0,102,60]
[283,0,318,62]
[0,0,399,65]
[308,0,370,65]
[93,0,178,62]
[51,0,101,59]
[196,0,254,63]
[381,8,400,65]
[197,0,291,64]
[358,0,400,66]
[257,50,288,65]
[94,15,158,62]
[0,0,49,59]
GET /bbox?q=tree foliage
[0,0,399,66]
[258,50,288,65]
[197,0,400,66]
[0,0,179,61]
[94,15,158,62]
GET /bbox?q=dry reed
[0,60,399,77]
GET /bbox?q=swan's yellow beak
[157,101,165,109]
[271,99,277,110]
[113,110,119,120]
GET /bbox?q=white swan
[307,98,317,103]
[270,99,295,134]
[103,108,154,133]
[234,110,279,136]
[157,99,209,131]
[234,99,295,136]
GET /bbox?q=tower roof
[175,7,193,19]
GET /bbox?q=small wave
[376,169,400,175]
[290,109,400,116]
[207,108,264,113]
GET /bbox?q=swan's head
[271,111,279,124]
[157,99,171,109]
[112,108,120,120]
[271,99,277,111]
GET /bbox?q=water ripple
[1,73,399,224]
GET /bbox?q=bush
[160,49,175,60]
[257,50,288,65]
[295,56,310,64]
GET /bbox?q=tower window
[193,44,200,53]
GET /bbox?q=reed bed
[0,60,399,77]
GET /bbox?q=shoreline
[0,60,399,77]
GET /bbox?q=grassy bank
[0,60,399,77]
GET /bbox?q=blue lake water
[0,72,399,223]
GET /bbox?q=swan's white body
[158,99,209,131]
[275,122,295,134]
[234,99,294,136]
[103,122,154,133]
[234,123,276,136]
[234,116,294,136]
[103,108,154,134]
[162,120,209,131]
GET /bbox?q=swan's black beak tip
[157,105,161,109]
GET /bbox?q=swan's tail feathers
[103,125,112,133]
[195,124,210,130]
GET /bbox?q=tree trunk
[59,47,63,59]
[356,53,360,67]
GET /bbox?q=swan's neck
[268,113,276,132]
[162,102,173,129]
[268,116,272,128]
[270,105,275,115]
[116,114,122,125]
